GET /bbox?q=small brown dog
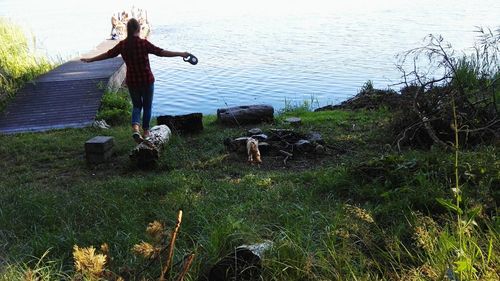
[246,138,262,164]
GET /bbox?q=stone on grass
[315,144,326,154]
[247,128,263,135]
[294,139,314,153]
[85,136,114,164]
[250,134,268,142]
[307,131,324,144]
[284,117,302,126]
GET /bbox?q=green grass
[0,17,53,110]
[0,108,498,280]
[95,87,132,126]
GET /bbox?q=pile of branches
[315,81,403,111]
[392,27,499,150]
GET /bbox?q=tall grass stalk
[0,17,53,108]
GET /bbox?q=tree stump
[129,125,171,167]
[217,105,274,126]
[157,113,203,134]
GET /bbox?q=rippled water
[1,0,498,115]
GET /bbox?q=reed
[0,17,52,109]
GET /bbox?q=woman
[81,18,189,143]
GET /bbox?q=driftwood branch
[160,210,183,281]
[175,253,195,281]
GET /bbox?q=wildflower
[419,264,438,279]
[334,228,350,239]
[73,245,107,278]
[146,220,164,241]
[132,241,157,259]
[414,226,435,252]
[304,253,316,277]
[100,243,109,255]
[345,204,375,224]
[412,212,438,252]
[24,269,35,281]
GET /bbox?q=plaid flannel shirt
[106,37,163,87]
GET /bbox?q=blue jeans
[129,83,154,130]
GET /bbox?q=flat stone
[294,139,314,153]
[285,117,302,125]
[85,136,114,153]
[315,144,326,154]
[247,128,263,135]
[307,131,324,144]
[251,134,268,141]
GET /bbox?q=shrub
[96,88,131,126]
[393,28,499,149]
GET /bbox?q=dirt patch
[223,128,353,171]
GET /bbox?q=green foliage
[360,79,374,92]
[281,95,319,114]
[394,29,499,148]
[96,88,131,126]
[0,251,69,281]
[0,107,497,280]
[0,17,53,109]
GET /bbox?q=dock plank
[0,40,125,134]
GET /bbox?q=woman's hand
[182,52,190,58]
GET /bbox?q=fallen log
[217,104,274,126]
[157,113,203,134]
[130,125,171,166]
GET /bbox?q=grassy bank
[0,17,53,110]
[0,107,497,280]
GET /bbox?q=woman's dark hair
[126,18,140,58]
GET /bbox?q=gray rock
[251,134,268,141]
[294,139,314,152]
[315,144,326,154]
[285,117,302,126]
[307,131,324,144]
[247,128,263,135]
[238,240,273,258]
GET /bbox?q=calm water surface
[1,0,498,115]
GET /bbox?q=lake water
[1,0,498,115]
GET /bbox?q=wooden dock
[0,40,125,134]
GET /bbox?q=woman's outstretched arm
[81,41,122,63]
[159,50,189,58]
[80,52,110,63]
